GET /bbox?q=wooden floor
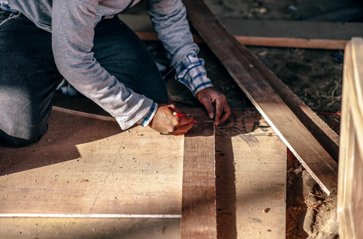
[0,108,287,238]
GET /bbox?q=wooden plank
[215,108,286,238]
[0,110,184,216]
[136,31,346,50]
[122,13,341,161]
[338,37,363,239]
[181,109,216,239]
[233,122,286,238]
[234,37,346,50]
[52,106,116,122]
[118,14,356,49]
[0,218,180,239]
[182,0,338,195]
[119,14,363,41]
[220,18,363,41]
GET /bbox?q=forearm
[52,0,155,130]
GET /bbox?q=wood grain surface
[118,14,361,49]
[233,124,287,238]
[0,110,184,216]
[337,37,363,239]
[182,0,338,195]
[0,218,181,239]
[121,12,341,162]
[181,109,216,239]
[220,18,363,41]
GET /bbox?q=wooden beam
[136,31,347,50]
[220,18,363,41]
[182,0,338,195]
[52,106,116,122]
[181,109,216,239]
[119,14,361,49]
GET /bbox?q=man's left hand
[196,87,231,126]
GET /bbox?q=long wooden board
[182,0,338,195]
[120,13,340,161]
[234,127,286,238]
[216,109,287,238]
[118,14,362,49]
[181,109,216,239]
[220,18,363,40]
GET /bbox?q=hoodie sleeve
[52,0,156,130]
[147,0,213,95]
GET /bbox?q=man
[0,0,231,147]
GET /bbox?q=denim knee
[0,124,46,147]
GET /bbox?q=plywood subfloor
[0,108,287,238]
[0,110,184,216]
[0,218,180,239]
[216,109,286,239]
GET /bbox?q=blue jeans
[0,14,168,147]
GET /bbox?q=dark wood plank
[183,0,338,195]
[221,18,363,41]
[119,14,363,41]
[181,109,216,239]
[118,14,363,49]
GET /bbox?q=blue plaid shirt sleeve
[175,51,214,96]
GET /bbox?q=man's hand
[196,87,231,126]
[149,104,195,135]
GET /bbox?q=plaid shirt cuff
[0,2,17,12]
[137,102,158,127]
[175,52,213,96]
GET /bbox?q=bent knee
[0,122,47,147]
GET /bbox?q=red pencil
[173,112,197,123]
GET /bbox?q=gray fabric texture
[0,14,168,147]
[7,0,202,130]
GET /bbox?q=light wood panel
[182,0,338,195]
[0,218,180,239]
[215,108,286,238]
[233,126,286,238]
[181,109,216,239]
[0,110,184,216]
[338,37,363,239]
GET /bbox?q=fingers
[200,97,215,119]
[171,121,195,135]
[178,115,195,125]
[219,104,231,124]
[166,105,195,134]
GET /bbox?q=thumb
[201,97,215,119]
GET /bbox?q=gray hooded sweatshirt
[7,0,208,130]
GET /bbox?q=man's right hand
[149,104,195,135]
